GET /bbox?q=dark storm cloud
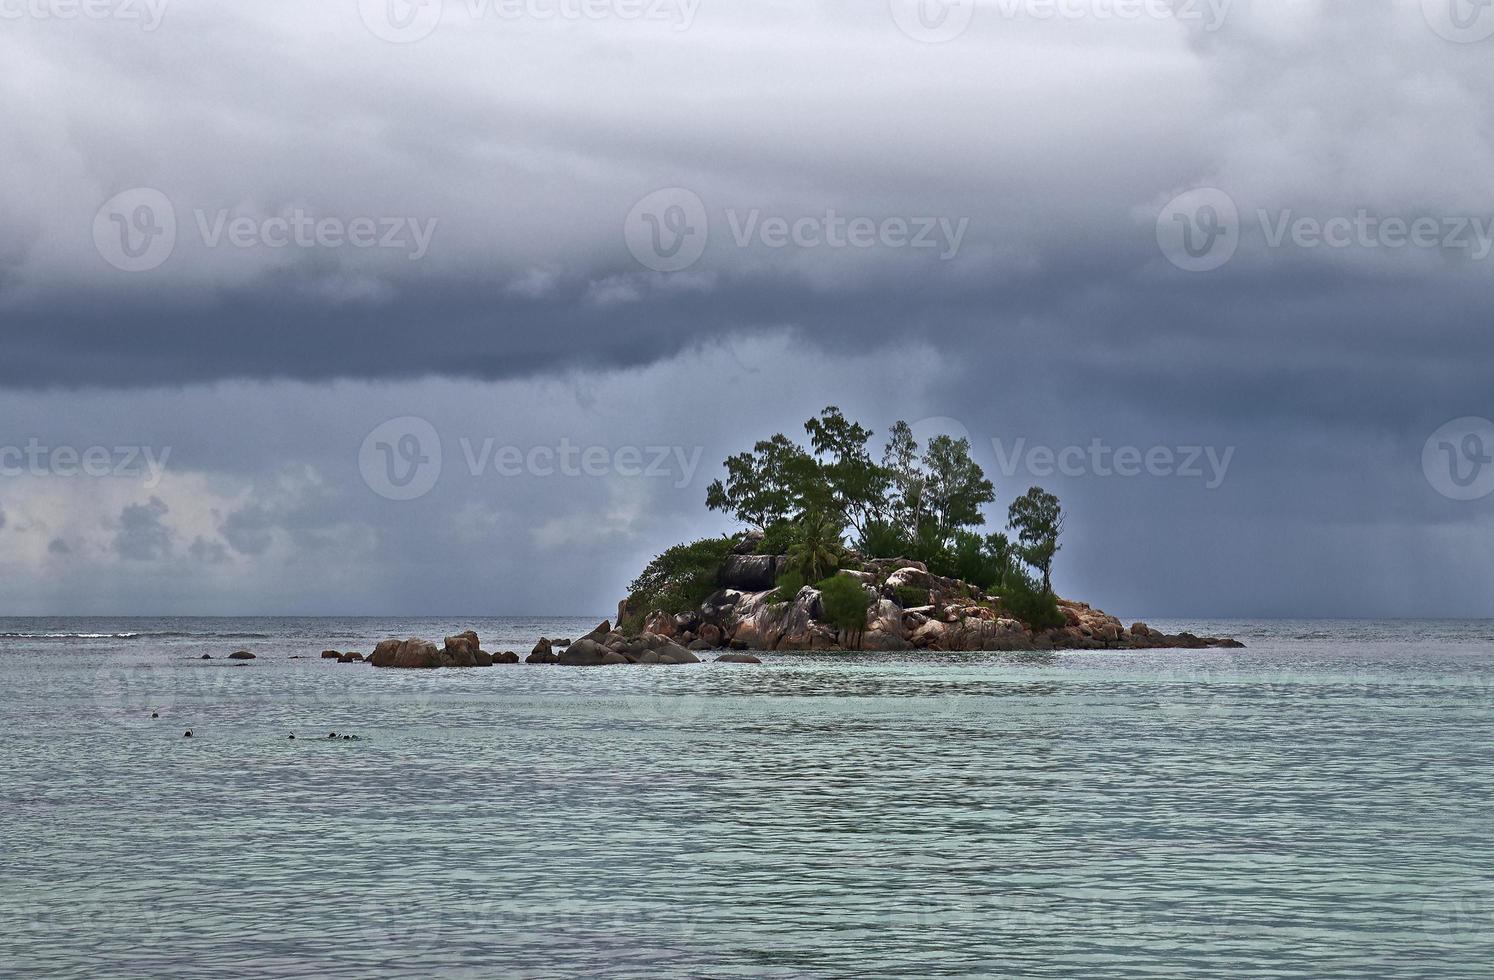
[1,1,1492,616]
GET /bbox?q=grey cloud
[189,536,230,564]
[113,497,173,561]
[48,537,71,555]
[1,3,1492,617]
[219,504,275,556]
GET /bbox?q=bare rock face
[228,650,256,660]
[321,650,341,659]
[698,624,723,647]
[370,637,438,668]
[525,648,558,664]
[371,634,494,668]
[531,637,552,659]
[730,591,791,650]
[656,641,700,664]
[494,651,520,664]
[716,653,762,664]
[442,632,479,668]
[862,599,913,651]
[644,611,675,638]
[718,554,781,592]
[558,637,609,665]
[582,620,611,642]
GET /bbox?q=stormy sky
[1,0,1492,617]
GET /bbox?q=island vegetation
[618,407,1242,653]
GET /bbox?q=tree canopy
[705,407,1064,594]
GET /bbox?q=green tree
[804,406,888,538]
[626,536,736,616]
[1007,486,1063,593]
[922,434,995,549]
[947,530,1015,591]
[786,504,844,582]
[881,420,926,540]
[856,517,911,560]
[817,574,873,649]
[705,434,818,531]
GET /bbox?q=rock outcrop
[618,555,1242,654]
[371,632,501,669]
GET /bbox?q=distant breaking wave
[0,631,274,640]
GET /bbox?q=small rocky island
[361,406,1238,666]
[614,529,1242,654]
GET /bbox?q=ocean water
[2,616,1493,978]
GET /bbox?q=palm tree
[787,505,843,582]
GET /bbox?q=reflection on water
[1,617,1493,978]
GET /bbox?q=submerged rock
[715,653,762,664]
[228,650,255,660]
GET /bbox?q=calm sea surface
[2,617,1493,978]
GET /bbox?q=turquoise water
[2,617,1493,978]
